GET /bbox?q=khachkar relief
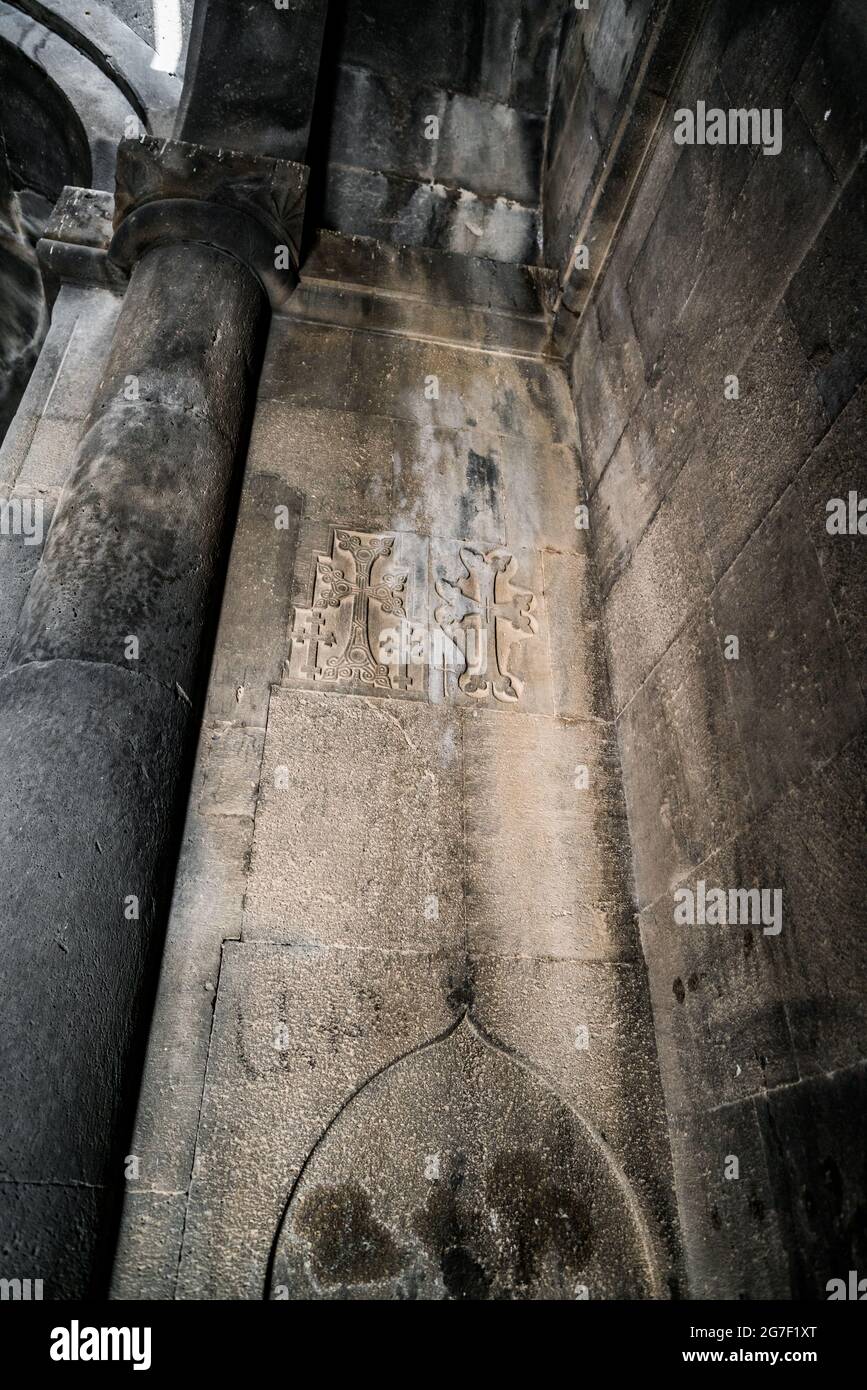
[286,526,427,699]
[432,543,546,710]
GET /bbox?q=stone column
[0,35,317,1296]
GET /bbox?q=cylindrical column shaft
[0,240,268,1295]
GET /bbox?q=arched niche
[268,1017,663,1300]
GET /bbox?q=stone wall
[318,0,566,263]
[562,0,867,1297]
[543,0,656,280]
[111,264,681,1300]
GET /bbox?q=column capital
[108,136,308,309]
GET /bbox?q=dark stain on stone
[686,972,701,993]
[485,1147,595,1290]
[465,447,498,510]
[710,1204,722,1231]
[447,956,476,1012]
[748,1191,765,1223]
[441,1245,491,1301]
[412,1178,493,1301]
[673,976,686,1004]
[493,386,517,434]
[292,1182,405,1287]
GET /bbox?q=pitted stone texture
[271,1017,657,1300]
[755,1063,867,1301]
[784,157,867,426]
[0,657,188,1236]
[243,690,464,952]
[111,1193,188,1302]
[617,606,753,910]
[696,307,828,584]
[119,814,250,1197]
[667,1097,790,1301]
[258,319,354,410]
[0,1182,107,1301]
[641,833,800,1118]
[589,363,704,597]
[206,473,301,729]
[470,955,681,1286]
[793,385,867,697]
[246,403,393,532]
[463,713,635,961]
[542,549,611,723]
[641,727,867,1125]
[604,458,713,716]
[176,944,458,1299]
[712,485,864,815]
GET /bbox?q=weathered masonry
[0,0,864,1300]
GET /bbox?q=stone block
[242,689,464,952]
[793,385,867,695]
[110,1192,187,1301]
[711,486,864,813]
[437,92,544,207]
[640,826,798,1115]
[346,329,575,445]
[570,288,645,490]
[785,158,867,425]
[15,415,85,490]
[176,942,457,1299]
[667,1097,790,1299]
[391,424,506,548]
[258,318,354,410]
[604,458,713,714]
[618,604,753,909]
[206,471,301,728]
[627,92,754,370]
[121,814,253,1199]
[246,403,393,532]
[323,165,541,266]
[589,365,703,594]
[543,549,611,722]
[463,712,635,960]
[471,955,681,1285]
[675,101,836,424]
[758,728,867,1076]
[756,1063,867,1299]
[792,0,867,185]
[698,306,829,582]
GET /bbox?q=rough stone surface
[113,301,677,1300]
[565,0,867,1300]
[4,0,864,1308]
